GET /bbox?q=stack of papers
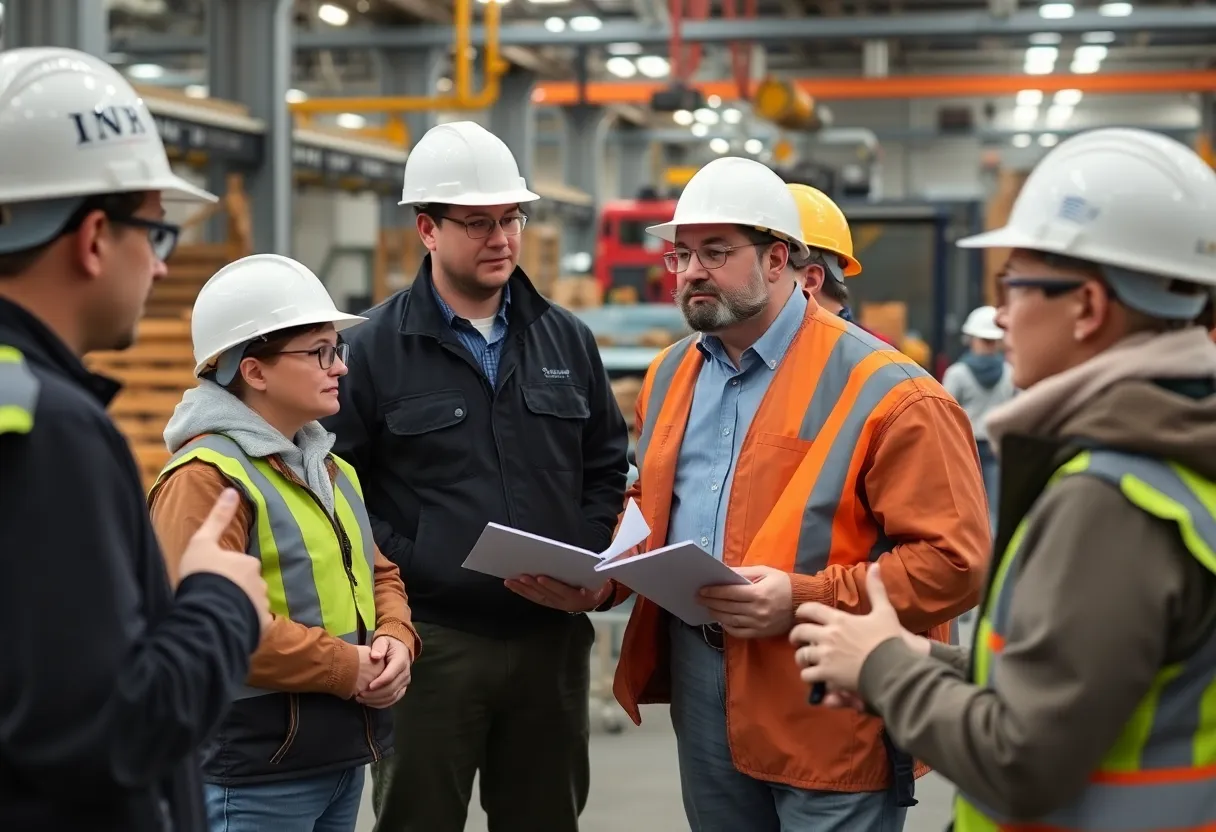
[461,499,749,626]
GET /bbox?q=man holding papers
[602,156,991,831]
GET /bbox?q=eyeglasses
[277,342,350,370]
[111,215,181,261]
[663,243,764,274]
[442,214,528,240]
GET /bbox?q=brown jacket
[149,456,418,701]
[858,328,1216,819]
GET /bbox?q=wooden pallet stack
[143,243,234,319]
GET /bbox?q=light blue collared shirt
[666,286,807,558]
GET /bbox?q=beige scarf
[985,327,1216,456]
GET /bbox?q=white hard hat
[960,306,1004,341]
[957,127,1216,320]
[646,157,810,257]
[0,47,216,255]
[191,254,367,380]
[399,121,540,207]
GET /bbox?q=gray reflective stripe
[172,434,323,629]
[0,354,39,422]
[333,469,377,575]
[963,775,1216,831]
[635,335,698,477]
[794,360,925,575]
[231,630,366,700]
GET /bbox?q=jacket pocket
[741,432,814,547]
[384,389,472,485]
[269,694,300,765]
[520,383,590,470]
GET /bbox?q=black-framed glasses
[663,243,764,274]
[1000,276,1088,299]
[111,215,181,261]
[277,342,350,370]
[442,214,528,240]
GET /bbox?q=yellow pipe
[287,0,504,119]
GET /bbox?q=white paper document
[594,542,750,627]
[460,498,652,590]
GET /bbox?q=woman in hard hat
[941,305,1015,531]
[147,254,419,832]
[791,127,1216,831]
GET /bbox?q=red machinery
[594,197,679,303]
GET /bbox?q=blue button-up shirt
[433,283,511,386]
[666,286,807,558]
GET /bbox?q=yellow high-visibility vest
[154,433,378,698]
[954,448,1216,831]
[0,345,38,435]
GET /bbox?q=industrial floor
[353,701,956,832]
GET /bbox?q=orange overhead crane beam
[532,70,1216,105]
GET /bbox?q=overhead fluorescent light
[336,113,366,130]
[604,57,637,78]
[1029,32,1063,44]
[1082,30,1117,43]
[690,123,709,137]
[606,42,643,55]
[544,16,566,32]
[1098,1,1133,15]
[1054,88,1083,105]
[436,77,453,92]
[744,138,763,154]
[672,109,694,126]
[317,3,350,26]
[709,138,730,154]
[127,63,165,80]
[1038,3,1074,19]
[1013,105,1040,125]
[184,84,208,98]
[693,108,720,125]
[1039,133,1060,147]
[1045,104,1073,127]
[1074,44,1108,62]
[1070,59,1101,73]
[707,94,722,108]
[1012,133,1032,148]
[1024,46,1058,74]
[1016,89,1043,106]
[635,55,670,78]
[569,15,602,31]
[285,88,308,103]
[477,0,511,5]
[722,108,743,124]
[528,0,571,4]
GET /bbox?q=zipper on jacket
[362,705,382,762]
[490,359,519,528]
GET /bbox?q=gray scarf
[163,379,338,515]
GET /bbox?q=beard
[676,264,768,332]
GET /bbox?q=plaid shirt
[432,283,511,386]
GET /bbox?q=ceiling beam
[111,8,1216,53]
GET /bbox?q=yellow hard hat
[786,183,863,277]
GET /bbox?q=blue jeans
[204,766,365,832]
[668,619,907,832]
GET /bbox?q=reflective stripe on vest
[0,345,38,436]
[635,320,925,574]
[954,449,1216,832]
[156,434,378,697]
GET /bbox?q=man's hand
[788,563,926,695]
[504,576,613,613]
[352,645,386,697]
[179,489,271,635]
[356,636,411,708]
[698,565,793,638]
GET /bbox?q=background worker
[602,156,989,831]
[785,183,896,346]
[0,47,269,832]
[148,255,418,832]
[941,306,1015,531]
[790,127,1216,832]
[324,121,629,832]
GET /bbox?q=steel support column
[561,106,607,269]
[379,48,442,229]
[205,0,294,255]
[617,124,654,200]
[2,0,106,55]
[489,67,537,185]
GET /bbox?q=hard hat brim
[192,309,369,377]
[646,219,811,259]
[160,174,220,204]
[955,224,1034,250]
[398,187,541,207]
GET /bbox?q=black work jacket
[323,258,629,637]
[0,297,259,832]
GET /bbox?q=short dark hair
[413,203,448,221]
[792,246,851,306]
[0,191,149,278]
[217,322,331,398]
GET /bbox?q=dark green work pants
[371,615,595,832]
